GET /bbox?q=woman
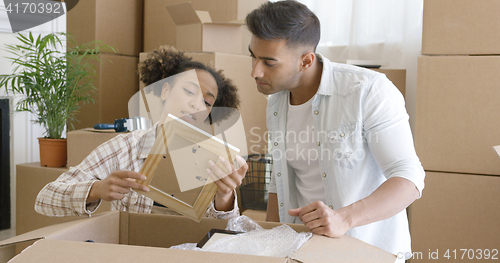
[35,46,247,218]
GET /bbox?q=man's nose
[251,60,264,79]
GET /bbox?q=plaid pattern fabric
[35,127,239,219]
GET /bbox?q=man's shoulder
[329,61,381,81]
[324,60,384,96]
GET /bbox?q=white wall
[0,3,66,232]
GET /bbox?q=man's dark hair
[246,0,320,50]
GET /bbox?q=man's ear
[300,52,316,71]
[160,82,170,100]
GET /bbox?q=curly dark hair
[138,46,240,123]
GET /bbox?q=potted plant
[0,32,113,167]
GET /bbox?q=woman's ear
[160,82,170,100]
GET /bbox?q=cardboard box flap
[227,19,245,24]
[196,11,212,24]
[11,239,289,263]
[0,218,87,247]
[494,145,500,157]
[207,22,244,27]
[293,235,396,263]
[166,2,212,25]
[0,211,119,248]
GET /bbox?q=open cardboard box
[143,0,267,54]
[166,2,244,54]
[0,211,396,263]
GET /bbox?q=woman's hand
[207,155,248,211]
[87,171,149,204]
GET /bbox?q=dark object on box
[196,229,243,248]
[94,117,150,132]
[240,154,272,211]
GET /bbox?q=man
[245,1,425,260]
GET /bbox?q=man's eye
[183,88,195,95]
[265,61,275,67]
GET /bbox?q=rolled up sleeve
[363,75,425,197]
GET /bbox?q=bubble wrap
[169,243,202,251]
[170,215,312,258]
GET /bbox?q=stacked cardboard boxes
[411,1,500,261]
[68,0,142,130]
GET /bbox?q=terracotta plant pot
[38,138,67,167]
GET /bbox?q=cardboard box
[67,0,143,56]
[0,211,396,262]
[143,0,268,53]
[73,54,139,130]
[15,163,111,252]
[409,172,500,262]
[372,69,406,98]
[166,2,244,54]
[242,209,267,221]
[67,129,122,167]
[422,0,500,55]
[415,56,500,175]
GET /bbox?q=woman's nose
[190,99,204,111]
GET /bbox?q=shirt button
[274,112,278,116]
[314,110,319,115]
[340,132,345,137]
[280,203,284,207]
[322,173,326,178]
[277,173,281,177]
[317,142,321,146]
[328,205,333,209]
[274,142,278,146]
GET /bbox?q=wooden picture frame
[137,114,240,222]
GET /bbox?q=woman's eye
[183,88,195,95]
[205,101,212,107]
